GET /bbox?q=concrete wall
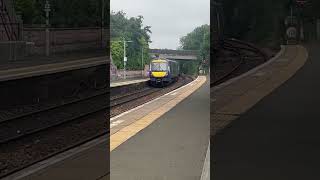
[110,62,118,81]
[117,70,146,78]
[0,41,26,62]
[110,65,150,81]
[23,27,107,55]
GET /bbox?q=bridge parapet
[149,49,198,61]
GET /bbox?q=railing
[0,0,19,41]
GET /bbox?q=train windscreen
[151,62,167,71]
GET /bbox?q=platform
[0,55,107,82]
[110,78,149,88]
[110,76,209,179]
[3,135,109,180]
[212,43,319,179]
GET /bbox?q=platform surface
[110,78,149,88]
[0,55,107,82]
[4,135,109,180]
[212,43,320,179]
[110,76,210,179]
[0,50,107,70]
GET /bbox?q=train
[149,58,180,86]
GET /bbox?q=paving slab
[0,56,107,82]
[212,45,308,132]
[110,76,209,179]
[212,41,318,179]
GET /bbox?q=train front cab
[149,60,175,87]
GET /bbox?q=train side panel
[168,60,179,79]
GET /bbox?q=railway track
[0,80,107,178]
[1,78,173,128]
[110,76,193,117]
[0,92,108,144]
[211,38,267,87]
[0,111,108,179]
[0,92,108,179]
[0,75,193,178]
[111,87,160,107]
[0,89,107,124]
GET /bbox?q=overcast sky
[110,0,210,49]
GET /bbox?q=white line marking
[144,101,153,105]
[110,79,149,87]
[200,141,210,180]
[110,76,201,122]
[170,92,177,96]
[212,45,286,91]
[110,120,125,128]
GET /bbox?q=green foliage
[179,24,210,74]
[180,24,210,61]
[220,0,320,46]
[111,41,124,69]
[180,61,199,76]
[14,0,44,24]
[110,11,152,70]
[14,0,106,27]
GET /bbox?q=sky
[110,0,210,49]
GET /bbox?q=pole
[217,12,221,38]
[123,40,126,79]
[112,39,131,79]
[46,27,49,56]
[45,0,50,56]
[291,5,293,25]
[317,19,320,40]
[299,4,304,41]
[141,47,144,77]
[101,0,105,48]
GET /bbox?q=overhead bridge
[149,49,199,61]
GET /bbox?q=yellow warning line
[110,76,207,151]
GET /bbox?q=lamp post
[213,0,223,41]
[101,0,105,48]
[44,0,51,56]
[123,40,133,79]
[141,46,144,77]
[111,39,132,79]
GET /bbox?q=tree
[179,24,210,75]
[14,0,44,25]
[219,0,320,47]
[110,41,124,69]
[110,11,152,70]
[14,0,104,27]
[179,24,210,61]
